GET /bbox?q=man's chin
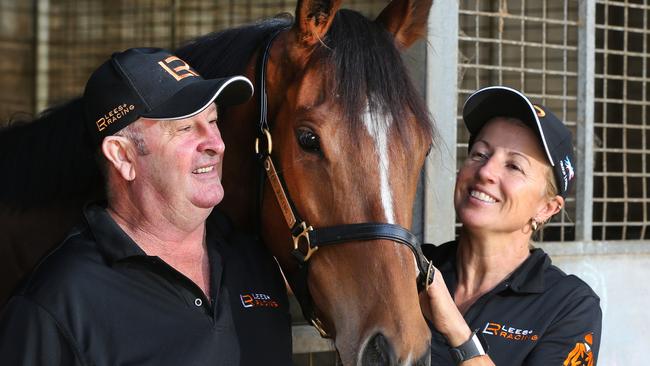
[192,188,224,209]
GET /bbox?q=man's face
[134,103,225,211]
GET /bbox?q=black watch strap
[449,329,488,364]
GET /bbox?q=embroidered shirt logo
[563,333,594,366]
[96,103,135,132]
[158,56,199,81]
[240,293,279,309]
[482,322,538,342]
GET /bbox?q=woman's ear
[101,136,137,181]
[536,195,565,224]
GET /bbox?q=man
[0,48,292,365]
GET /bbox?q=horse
[0,0,436,364]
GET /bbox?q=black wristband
[449,328,488,364]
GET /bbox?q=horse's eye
[297,128,321,154]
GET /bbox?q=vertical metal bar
[33,0,49,114]
[424,0,459,245]
[576,0,596,241]
[170,0,178,50]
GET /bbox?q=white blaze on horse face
[361,104,395,224]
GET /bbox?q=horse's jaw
[306,244,432,366]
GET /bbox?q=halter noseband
[254,28,433,338]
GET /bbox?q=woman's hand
[419,267,472,347]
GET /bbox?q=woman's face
[454,117,556,234]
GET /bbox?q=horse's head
[260,1,435,364]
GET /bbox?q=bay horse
[0,0,436,364]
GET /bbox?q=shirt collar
[427,241,551,295]
[83,203,148,263]
[507,247,550,294]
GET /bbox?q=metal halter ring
[255,128,273,155]
[293,222,317,261]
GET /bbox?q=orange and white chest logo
[482,321,538,342]
[563,333,595,366]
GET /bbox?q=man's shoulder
[15,224,107,304]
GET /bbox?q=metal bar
[424,0,458,245]
[576,0,596,241]
[33,0,49,114]
[292,325,334,354]
[538,240,650,255]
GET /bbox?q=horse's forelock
[323,9,435,146]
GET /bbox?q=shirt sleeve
[523,295,602,366]
[0,296,85,366]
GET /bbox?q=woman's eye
[297,128,321,154]
[471,151,488,161]
[507,163,523,173]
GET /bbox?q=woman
[421,86,601,365]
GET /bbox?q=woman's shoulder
[539,252,600,302]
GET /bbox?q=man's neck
[107,195,213,297]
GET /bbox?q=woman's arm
[420,267,496,365]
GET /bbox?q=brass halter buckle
[255,128,273,155]
[293,221,317,261]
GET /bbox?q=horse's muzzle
[360,333,431,366]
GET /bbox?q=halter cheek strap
[254,27,433,338]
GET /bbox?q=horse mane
[0,98,103,210]
[175,14,294,79]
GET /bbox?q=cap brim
[462,86,554,166]
[142,76,254,120]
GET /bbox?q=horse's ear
[375,0,433,49]
[292,0,343,47]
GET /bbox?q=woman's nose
[476,157,498,183]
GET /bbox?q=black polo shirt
[0,204,292,366]
[423,241,601,366]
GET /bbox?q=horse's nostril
[361,333,396,366]
[413,347,431,366]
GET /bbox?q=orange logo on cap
[533,105,546,118]
[158,56,199,81]
[96,103,135,132]
[562,333,595,366]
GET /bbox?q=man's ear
[101,136,137,181]
[535,195,565,224]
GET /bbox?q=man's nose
[198,124,225,156]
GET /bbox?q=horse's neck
[218,105,261,231]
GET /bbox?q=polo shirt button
[194,298,203,307]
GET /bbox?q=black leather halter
[254,28,433,338]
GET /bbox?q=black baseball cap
[83,47,253,144]
[462,86,576,198]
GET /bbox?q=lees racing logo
[96,103,135,132]
[158,56,199,81]
[240,293,279,309]
[482,322,539,342]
